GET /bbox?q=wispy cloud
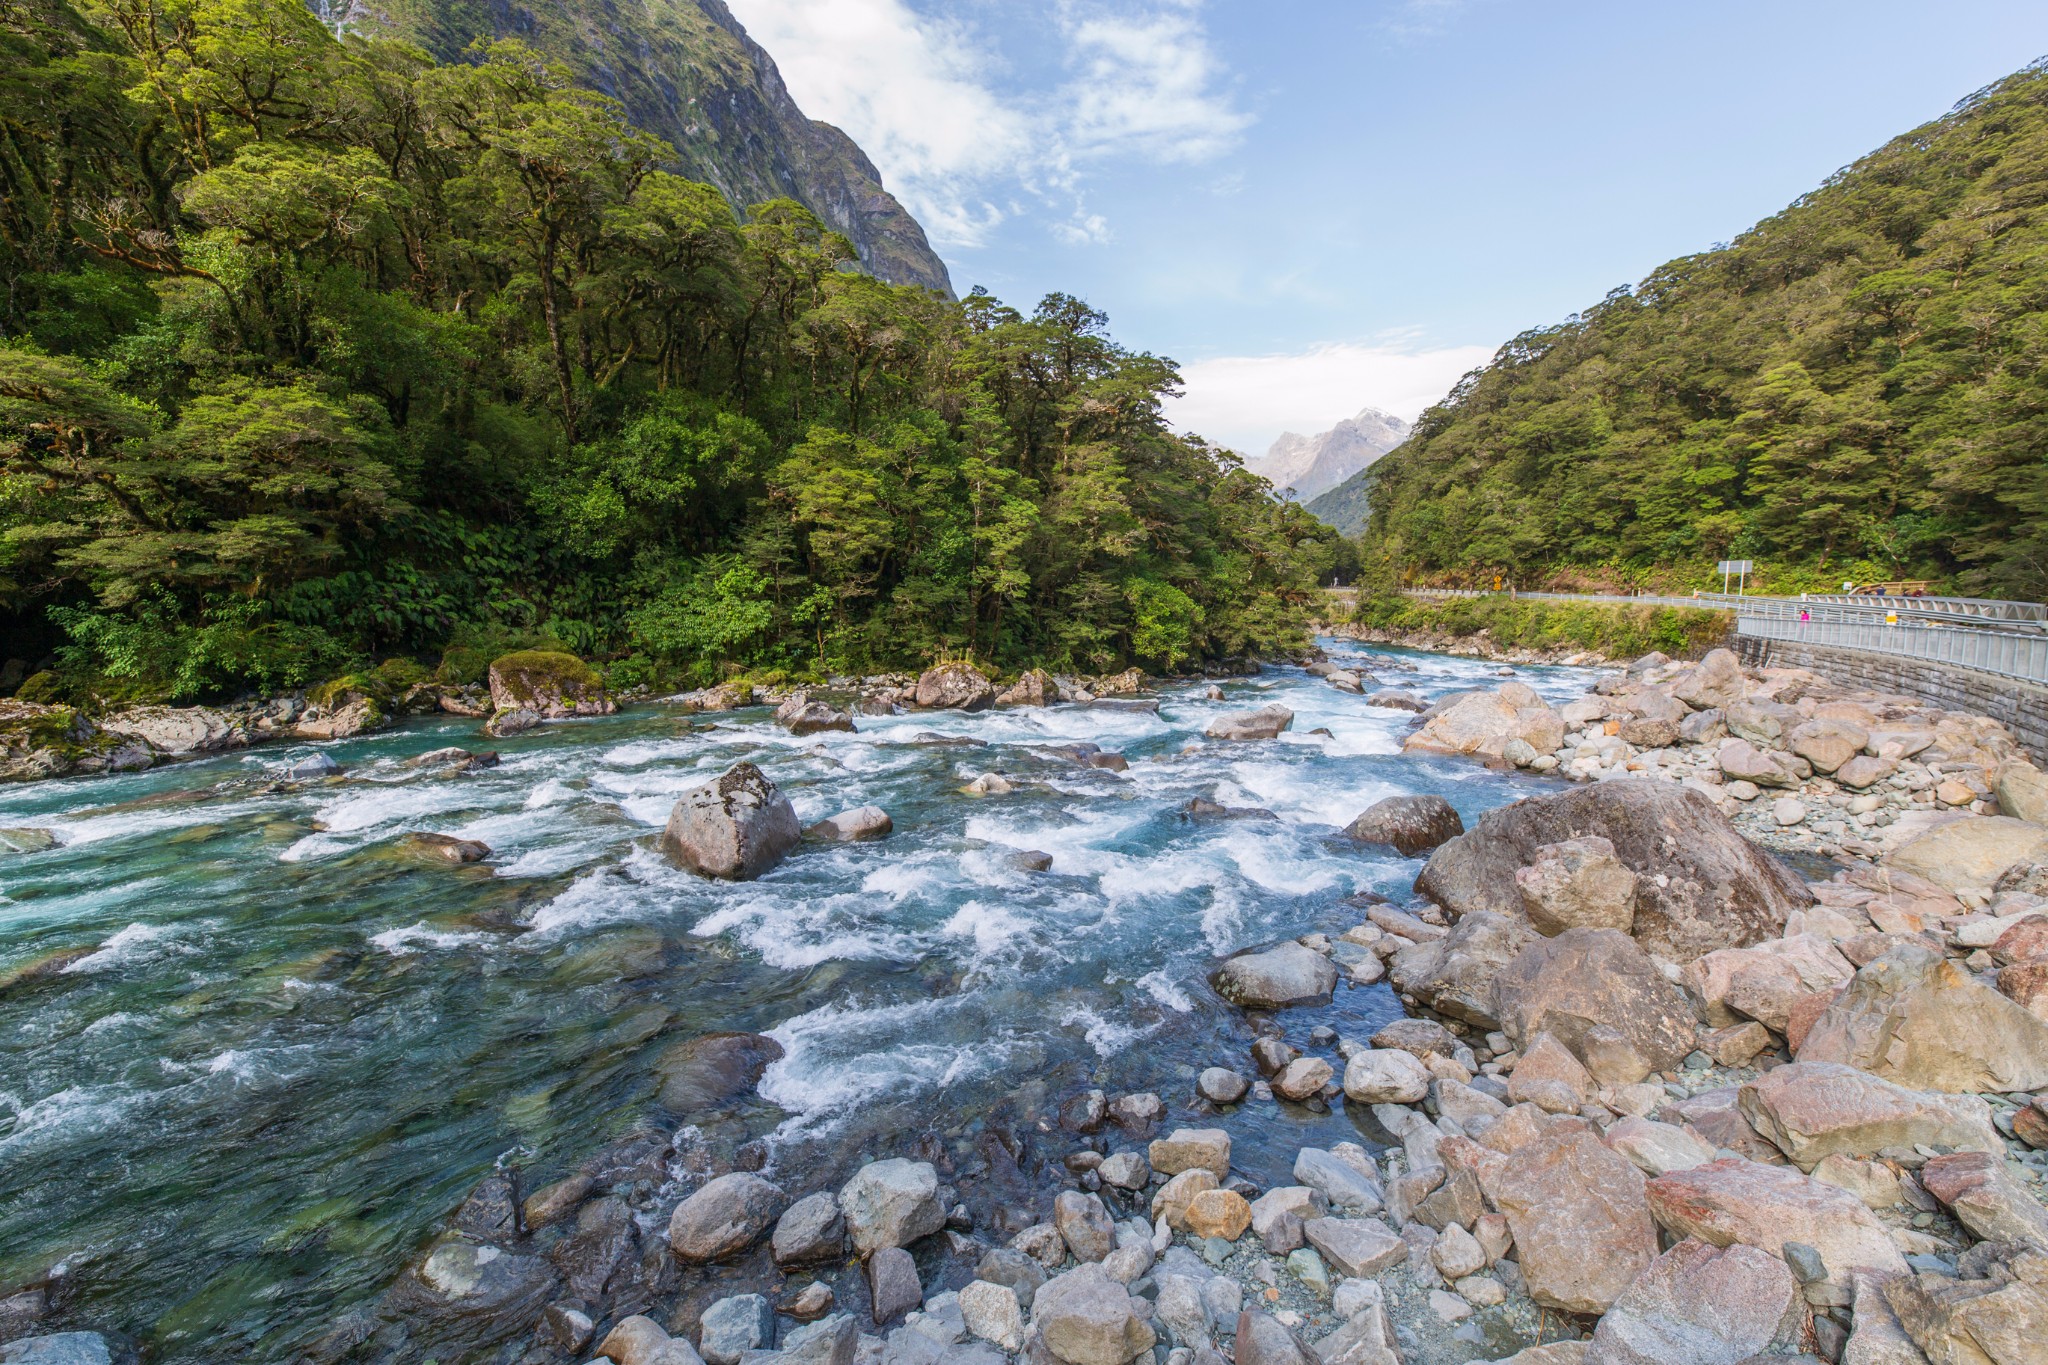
[1164,340,1494,457]
[724,0,1249,249]
[1382,0,1474,40]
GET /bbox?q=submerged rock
[396,832,492,864]
[653,1031,784,1113]
[660,762,802,880]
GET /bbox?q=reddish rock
[1492,929,1696,1075]
[2000,959,2048,1023]
[1582,1239,1807,1365]
[1798,944,2048,1092]
[1784,987,1841,1054]
[1481,1126,1659,1314]
[1737,1061,2003,1171]
[1916,1151,2048,1248]
[1644,1158,1907,1291]
[1991,916,2048,966]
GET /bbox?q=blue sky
[724,0,2048,455]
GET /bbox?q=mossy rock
[12,671,62,704]
[0,699,139,781]
[308,673,393,712]
[375,657,432,693]
[486,651,615,718]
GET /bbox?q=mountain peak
[1245,406,1410,502]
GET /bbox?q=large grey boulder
[1491,929,1697,1074]
[1211,942,1337,1008]
[668,1173,787,1263]
[1387,911,1537,1031]
[1205,706,1294,741]
[1343,795,1464,857]
[1031,1263,1157,1365]
[839,1159,946,1254]
[1582,1239,1806,1365]
[772,1192,846,1265]
[1670,649,1746,711]
[1515,836,1639,936]
[914,664,994,711]
[1797,944,2048,1093]
[661,762,801,880]
[699,1294,775,1365]
[1416,780,1811,962]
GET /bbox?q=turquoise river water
[0,642,1592,1361]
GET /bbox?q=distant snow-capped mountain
[1245,407,1410,502]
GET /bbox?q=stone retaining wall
[1733,633,2048,756]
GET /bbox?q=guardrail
[1388,586,2048,685]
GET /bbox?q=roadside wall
[1733,634,2048,756]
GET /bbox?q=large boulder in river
[838,1159,945,1254]
[653,1032,784,1113]
[661,762,801,880]
[914,664,994,711]
[1796,944,2048,1093]
[1212,942,1337,1008]
[1403,683,1564,760]
[1388,911,1536,1030]
[1415,779,1810,963]
[774,692,855,736]
[1885,816,2048,893]
[1206,706,1293,741]
[1343,794,1464,856]
[1491,928,1697,1074]
[486,650,615,718]
[669,1173,787,1263]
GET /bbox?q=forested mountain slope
[313,0,952,293]
[1363,58,2048,598]
[0,0,1335,702]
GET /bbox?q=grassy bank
[1355,594,1732,659]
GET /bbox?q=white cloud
[1164,340,1495,456]
[1384,0,1472,39]
[723,0,1248,249]
[1058,3,1251,162]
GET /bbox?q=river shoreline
[5,643,2045,1365]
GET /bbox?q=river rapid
[0,641,1593,1361]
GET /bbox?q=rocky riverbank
[1324,626,1609,669]
[8,648,2045,1365]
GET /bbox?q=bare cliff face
[1246,407,1410,504]
[316,0,954,295]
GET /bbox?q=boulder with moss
[0,700,154,782]
[295,675,392,740]
[486,651,615,720]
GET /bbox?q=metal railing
[1388,587,2048,685]
[1735,611,2048,683]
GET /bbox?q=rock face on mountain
[317,0,953,294]
[1247,408,1411,505]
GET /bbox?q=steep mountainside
[1246,406,1409,501]
[1303,466,1375,538]
[316,0,953,293]
[1363,59,2048,597]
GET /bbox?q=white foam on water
[0,1083,146,1156]
[54,802,257,847]
[63,921,198,974]
[279,834,351,863]
[1059,1004,1151,1057]
[938,899,1033,962]
[368,921,491,955]
[691,886,923,970]
[759,994,1027,1136]
[523,779,575,809]
[81,1010,150,1036]
[525,856,667,936]
[1133,969,1195,1012]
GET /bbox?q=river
[0,641,1592,1360]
